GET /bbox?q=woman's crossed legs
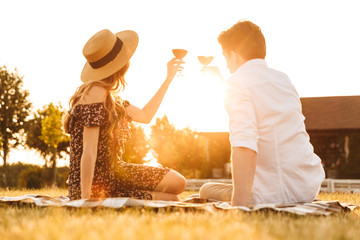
[116,162,186,201]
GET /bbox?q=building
[199,95,360,179]
[301,95,360,178]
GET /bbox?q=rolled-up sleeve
[225,81,259,153]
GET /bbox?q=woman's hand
[166,58,184,82]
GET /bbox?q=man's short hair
[218,20,266,60]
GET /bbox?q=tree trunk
[50,147,57,188]
[1,142,9,187]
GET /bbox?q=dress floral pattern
[67,101,169,200]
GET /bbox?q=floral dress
[67,101,169,200]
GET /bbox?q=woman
[63,29,186,201]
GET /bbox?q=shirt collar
[233,58,267,74]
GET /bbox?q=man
[199,20,325,207]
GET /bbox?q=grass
[0,189,360,240]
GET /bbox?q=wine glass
[198,56,214,71]
[172,49,188,76]
[198,56,223,80]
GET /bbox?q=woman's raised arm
[126,58,183,124]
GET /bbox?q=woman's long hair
[63,62,130,137]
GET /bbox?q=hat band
[89,37,123,69]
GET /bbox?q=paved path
[186,178,360,193]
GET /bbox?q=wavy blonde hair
[63,63,130,137]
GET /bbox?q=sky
[1,0,360,165]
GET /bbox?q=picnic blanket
[0,194,358,216]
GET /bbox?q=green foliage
[0,66,32,186]
[0,163,69,189]
[175,128,207,178]
[0,163,35,188]
[206,133,231,169]
[0,66,32,151]
[40,103,68,149]
[150,116,208,178]
[150,116,179,168]
[123,123,149,164]
[25,103,69,164]
[25,103,69,187]
[18,168,43,189]
[56,166,70,188]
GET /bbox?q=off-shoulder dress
[67,101,169,200]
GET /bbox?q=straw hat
[81,29,138,83]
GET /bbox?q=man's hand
[201,66,224,81]
[231,147,257,207]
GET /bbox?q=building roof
[198,132,229,138]
[301,95,360,130]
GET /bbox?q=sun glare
[158,57,229,132]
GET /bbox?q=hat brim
[81,30,139,83]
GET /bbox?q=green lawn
[0,189,359,240]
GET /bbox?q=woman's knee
[173,172,187,194]
[167,170,187,195]
[155,170,187,195]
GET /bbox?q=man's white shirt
[225,59,325,204]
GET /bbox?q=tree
[175,128,207,178]
[123,122,149,164]
[150,115,180,169]
[150,115,207,178]
[0,66,32,186]
[25,103,69,187]
[0,162,38,188]
[0,162,69,188]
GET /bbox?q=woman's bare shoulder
[82,85,107,104]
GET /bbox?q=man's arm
[231,147,257,207]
